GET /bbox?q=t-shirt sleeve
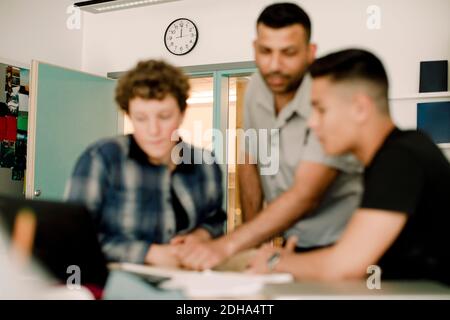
[361,147,424,216]
[301,129,362,174]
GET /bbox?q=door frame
[181,64,256,218]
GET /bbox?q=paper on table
[162,269,293,298]
[109,262,293,298]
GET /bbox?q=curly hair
[115,60,190,113]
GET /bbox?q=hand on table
[246,236,297,274]
[145,244,181,268]
[176,238,233,271]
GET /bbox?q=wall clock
[164,18,198,55]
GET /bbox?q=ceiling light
[74,0,181,14]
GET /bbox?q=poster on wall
[0,64,29,181]
[5,66,20,117]
[417,101,450,144]
[12,130,27,181]
[0,141,15,168]
[19,68,29,112]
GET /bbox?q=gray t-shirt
[243,71,363,247]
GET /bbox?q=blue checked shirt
[65,135,225,264]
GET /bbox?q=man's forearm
[275,243,370,281]
[190,228,213,241]
[238,163,263,222]
[226,186,316,255]
[225,162,338,258]
[275,247,337,281]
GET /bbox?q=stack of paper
[109,263,293,298]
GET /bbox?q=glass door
[182,76,214,150]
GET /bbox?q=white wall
[0,0,83,69]
[80,0,450,95]
[0,0,84,197]
[0,0,448,127]
[81,0,267,74]
[81,0,450,129]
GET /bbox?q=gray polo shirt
[243,71,363,248]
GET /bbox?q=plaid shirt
[65,135,225,264]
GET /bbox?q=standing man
[176,3,362,270]
[248,49,450,284]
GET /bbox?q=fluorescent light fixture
[74,0,181,14]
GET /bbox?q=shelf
[390,92,450,100]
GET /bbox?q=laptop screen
[0,196,109,287]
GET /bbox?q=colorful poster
[20,69,29,87]
[5,66,20,117]
[5,115,17,141]
[17,112,28,131]
[0,117,5,140]
[0,102,8,116]
[12,167,24,181]
[0,141,15,168]
[19,93,29,112]
[13,133,27,181]
[1,64,28,180]
[0,64,5,103]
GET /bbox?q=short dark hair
[257,2,311,42]
[310,49,390,113]
[115,60,190,113]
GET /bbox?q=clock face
[164,18,198,56]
